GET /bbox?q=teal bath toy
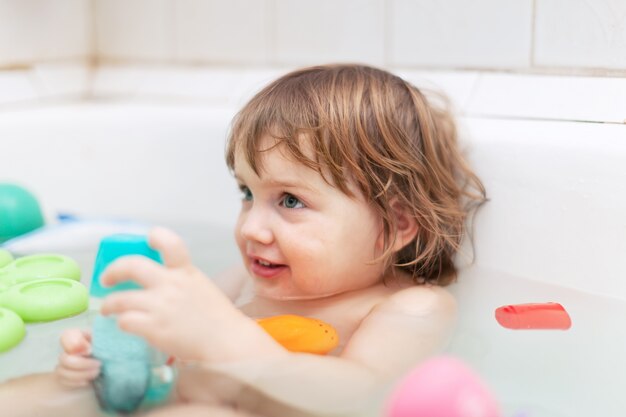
[91,234,175,414]
[0,307,26,352]
[0,278,88,322]
[0,183,44,243]
[92,315,152,414]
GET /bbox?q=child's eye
[239,185,253,201]
[281,193,305,209]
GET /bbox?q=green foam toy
[0,254,81,288]
[0,249,13,268]
[0,278,88,322]
[0,307,26,352]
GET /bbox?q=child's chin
[255,285,341,301]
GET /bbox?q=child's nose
[238,206,274,245]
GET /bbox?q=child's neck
[239,267,414,316]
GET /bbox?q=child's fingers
[116,311,154,337]
[58,352,101,371]
[56,367,101,387]
[56,354,101,387]
[101,291,158,316]
[58,379,92,388]
[148,227,192,269]
[60,329,92,355]
[100,256,165,288]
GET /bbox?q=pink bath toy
[386,356,500,417]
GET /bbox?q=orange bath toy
[257,315,339,355]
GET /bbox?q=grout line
[84,0,99,100]
[4,61,626,79]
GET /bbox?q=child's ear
[390,198,419,252]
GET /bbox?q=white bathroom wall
[1,0,626,74]
[0,0,91,66]
[535,0,626,70]
[0,0,91,107]
[88,0,626,74]
[390,0,533,68]
[1,0,626,111]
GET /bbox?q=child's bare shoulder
[377,284,457,316]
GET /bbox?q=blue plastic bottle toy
[90,234,175,414]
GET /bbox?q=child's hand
[55,329,101,388]
[99,227,279,363]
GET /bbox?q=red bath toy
[495,302,571,330]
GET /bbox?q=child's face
[233,136,387,301]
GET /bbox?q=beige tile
[0,0,90,65]
[94,0,175,61]
[390,0,533,68]
[273,0,385,66]
[175,0,269,64]
[535,0,626,69]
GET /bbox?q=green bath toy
[0,183,44,243]
[0,249,13,268]
[0,278,88,322]
[0,265,12,290]
[0,307,26,352]
[0,254,81,287]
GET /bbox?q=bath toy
[0,307,26,352]
[0,265,12,289]
[256,314,339,355]
[0,183,44,243]
[0,254,81,287]
[495,302,571,330]
[92,315,152,413]
[386,356,501,417]
[91,234,174,414]
[0,249,13,268]
[0,278,88,322]
[90,234,157,297]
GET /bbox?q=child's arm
[0,372,102,417]
[341,285,457,378]
[177,286,457,416]
[99,228,457,415]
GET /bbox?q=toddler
[3,64,485,417]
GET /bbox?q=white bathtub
[1,69,626,417]
[448,118,626,417]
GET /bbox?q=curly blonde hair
[226,64,486,286]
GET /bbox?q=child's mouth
[251,259,286,278]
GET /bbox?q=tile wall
[0,0,625,107]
